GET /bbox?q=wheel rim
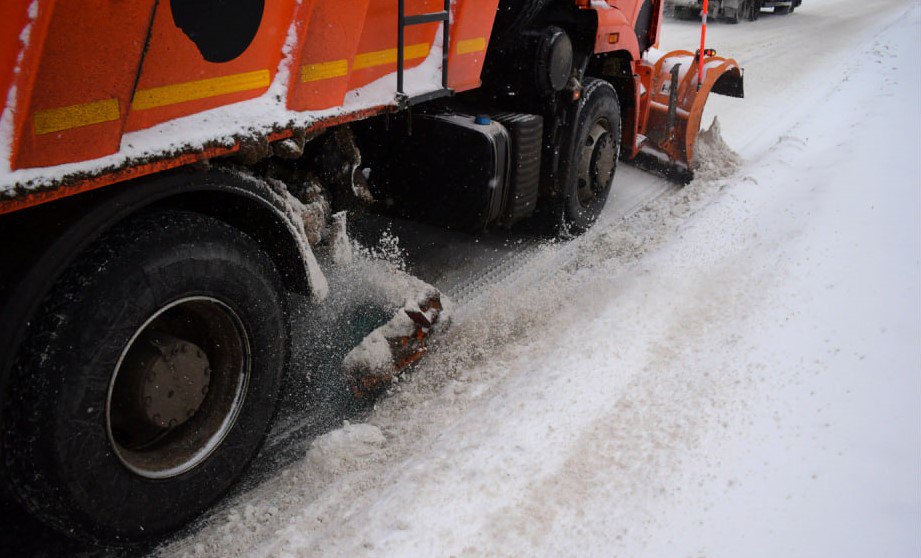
[106,297,251,479]
[575,119,618,209]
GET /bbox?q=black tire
[552,78,622,234]
[748,0,762,21]
[1,209,288,543]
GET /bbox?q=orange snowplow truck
[0,0,741,543]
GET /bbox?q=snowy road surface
[154,0,921,556]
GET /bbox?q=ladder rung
[403,11,449,26]
[409,88,453,106]
[398,1,451,95]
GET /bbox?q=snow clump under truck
[0,0,742,544]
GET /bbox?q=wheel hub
[591,133,617,193]
[121,332,211,430]
[576,120,618,208]
[107,297,250,479]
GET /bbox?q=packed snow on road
[158,1,920,556]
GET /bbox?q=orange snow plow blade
[636,50,744,180]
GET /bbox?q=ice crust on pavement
[155,0,921,556]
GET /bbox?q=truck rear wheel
[554,78,622,234]
[1,209,287,543]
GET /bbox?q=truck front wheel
[554,78,622,233]
[1,209,288,543]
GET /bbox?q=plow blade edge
[637,50,743,177]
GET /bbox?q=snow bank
[306,422,387,475]
[693,116,742,181]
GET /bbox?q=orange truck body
[0,0,494,212]
[0,0,738,215]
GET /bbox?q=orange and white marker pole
[698,0,709,89]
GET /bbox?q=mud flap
[638,50,743,177]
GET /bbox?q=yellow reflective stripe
[353,43,430,70]
[301,59,349,83]
[131,69,271,111]
[33,98,121,135]
[456,37,487,55]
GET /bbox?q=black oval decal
[170,0,265,63]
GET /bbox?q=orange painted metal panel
[289,0,372,111]
[629,61,654,158]
[447,0,499,92]
[11,0,156,169]
[123,0,299,133]
[1,0,46,175]
[1,0,510,213]
[588,5,640,57]
[639,50,741,165]
[346,0,442,92]
[0,1,32,114]
[595,1,663,55]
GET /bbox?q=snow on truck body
[0,0,742,545]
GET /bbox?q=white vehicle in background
[665,0,802,23]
